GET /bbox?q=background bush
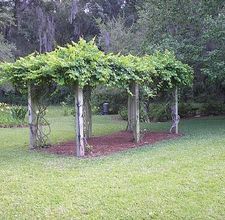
[0,103,27,127]
[10,106,27,121]
[2,87,225,121]
[91,87,127,114]
[118,102,225,122]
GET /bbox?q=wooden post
[74,84,85,157]
[83,87,92,139]
[87,100,92,138]
[127,94,133,131]
[28,84,38,149]
[131,82,140,143]
[134,83,140,143]
[170,87,180,134]
[175,86,179,134]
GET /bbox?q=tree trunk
[74,84,85,157]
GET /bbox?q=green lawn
[0,107,225,219]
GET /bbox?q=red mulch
[42,131,180,157]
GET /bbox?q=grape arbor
[0,39,193,157]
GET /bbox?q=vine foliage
[0,38,193,91]
[0,38,193,148]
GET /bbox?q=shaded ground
[43,131,180,157]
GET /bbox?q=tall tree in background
[1,0,224,102]
[98,0,225,101]
[202,6,225,100]
[1,0,129,56]
[5,0,58,54]
[0,4,15,61]
[0,4,15,95]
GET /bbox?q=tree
[0,5,15,61]
[98,16,142,54]
[202,7,225,94]
[98,0,225,101]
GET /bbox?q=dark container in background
[102,102,109,115]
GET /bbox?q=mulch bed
[42,131,181,157]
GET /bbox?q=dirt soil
[42,131,180,157]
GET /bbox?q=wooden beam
[132,83,140,143]
[170,87,180,134]
[28,84,38,149]
[75,84,85,157]
[83,87,92,139]
[127,94,133,131]
[175,86,179,134]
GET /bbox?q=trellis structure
[0,39,193,157]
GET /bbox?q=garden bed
[42,131,180,157]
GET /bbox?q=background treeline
[0,0,225,119]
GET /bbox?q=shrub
[10,106,27,121]
[148,104,170,122]
[118,107,128,120]
[60,101,72,116]
[0,103,27,127]
[179,102,225,117]
[119,101,225,123]
[118,106,150,122]
[179,103,199,118]
[201,102,225,116]
[91,87,127,114]
[0,91,27,105]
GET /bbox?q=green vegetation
[0,102,27,127]
[0,1,224,218]
[0,107,224,219]
[0,5,15,62]
[1,0,224,106]
[99,0,225,102]
[0,39,193,96]
[119,101,225,122]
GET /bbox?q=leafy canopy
[0,38,193,95]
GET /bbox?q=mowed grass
[0,106,225,219]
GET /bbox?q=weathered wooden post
[133,83,140,143]
[175,86,179,134]
[83,86,92,139]
[127,83,140,142]
[28,84,38,149]
[170,86,180,134]
[127,93,133,131]
[74,84,85,157]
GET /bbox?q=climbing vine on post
[0,53,54,148]
[28,84,38,149]
[170,87,180,134]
